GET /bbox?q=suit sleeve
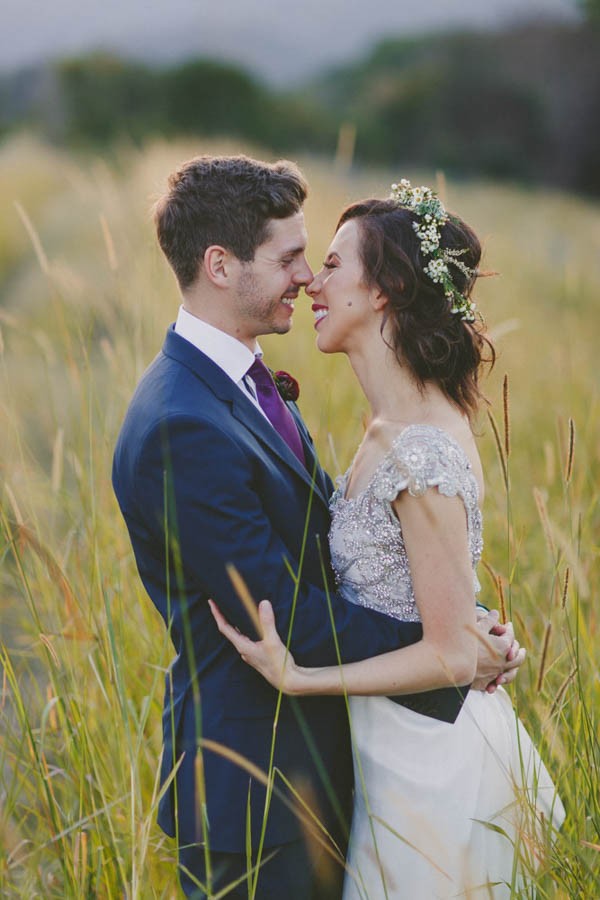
[134,415,422,668]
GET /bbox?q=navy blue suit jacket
[112,327,459,853]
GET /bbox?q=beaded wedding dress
[329,425,565,899]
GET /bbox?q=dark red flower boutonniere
[272,370,300,402]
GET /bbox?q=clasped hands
[472,607,525,692]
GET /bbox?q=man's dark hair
[154,155,308,289]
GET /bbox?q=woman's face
[307,219,377,354]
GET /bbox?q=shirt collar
[175,305,262,383]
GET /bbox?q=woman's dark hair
[337,199,495,419]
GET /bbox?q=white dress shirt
[174,305,268,419]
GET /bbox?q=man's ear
[203,245,234,286]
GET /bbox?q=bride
[210,180,565,897]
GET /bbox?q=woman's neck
[346,331,440,425]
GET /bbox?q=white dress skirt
[342,689,565,900]
[328,427,566,900]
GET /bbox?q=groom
[112,155,521,899]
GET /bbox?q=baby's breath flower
[389,177,481,324]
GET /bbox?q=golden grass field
[1,133,599,897]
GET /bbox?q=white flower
[390,177,481,324]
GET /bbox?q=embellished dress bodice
[329,424,483,622]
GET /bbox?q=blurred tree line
[0,56,333,152]
[1,19,598,193]
[316,21,600,193]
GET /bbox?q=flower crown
[389,179,478,323]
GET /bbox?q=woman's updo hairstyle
[336,199,495,419]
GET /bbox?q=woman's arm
[211,488,480,697]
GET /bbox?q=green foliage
[310,25,598,191]
[57,53,166,144]
[0,22,600,194]
[2,22,599,194]
[579,0,600,21]
[162,58,268,141]
[45,54,336,157]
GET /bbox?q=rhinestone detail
[329,425,483,622]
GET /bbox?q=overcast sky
[4,0,580,83]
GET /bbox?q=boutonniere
[272,369,300,402]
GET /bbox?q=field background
[1,133,599,897]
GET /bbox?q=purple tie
[246,358,305,465]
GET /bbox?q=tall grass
[1,133,599,897]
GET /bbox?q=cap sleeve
[371,425,476,503]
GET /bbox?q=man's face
[232,212,313,342]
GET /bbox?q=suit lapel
[162,327,330,508]
[288,403,329,496]
[229,396,329,506]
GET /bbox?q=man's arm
[134,415,420,667]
